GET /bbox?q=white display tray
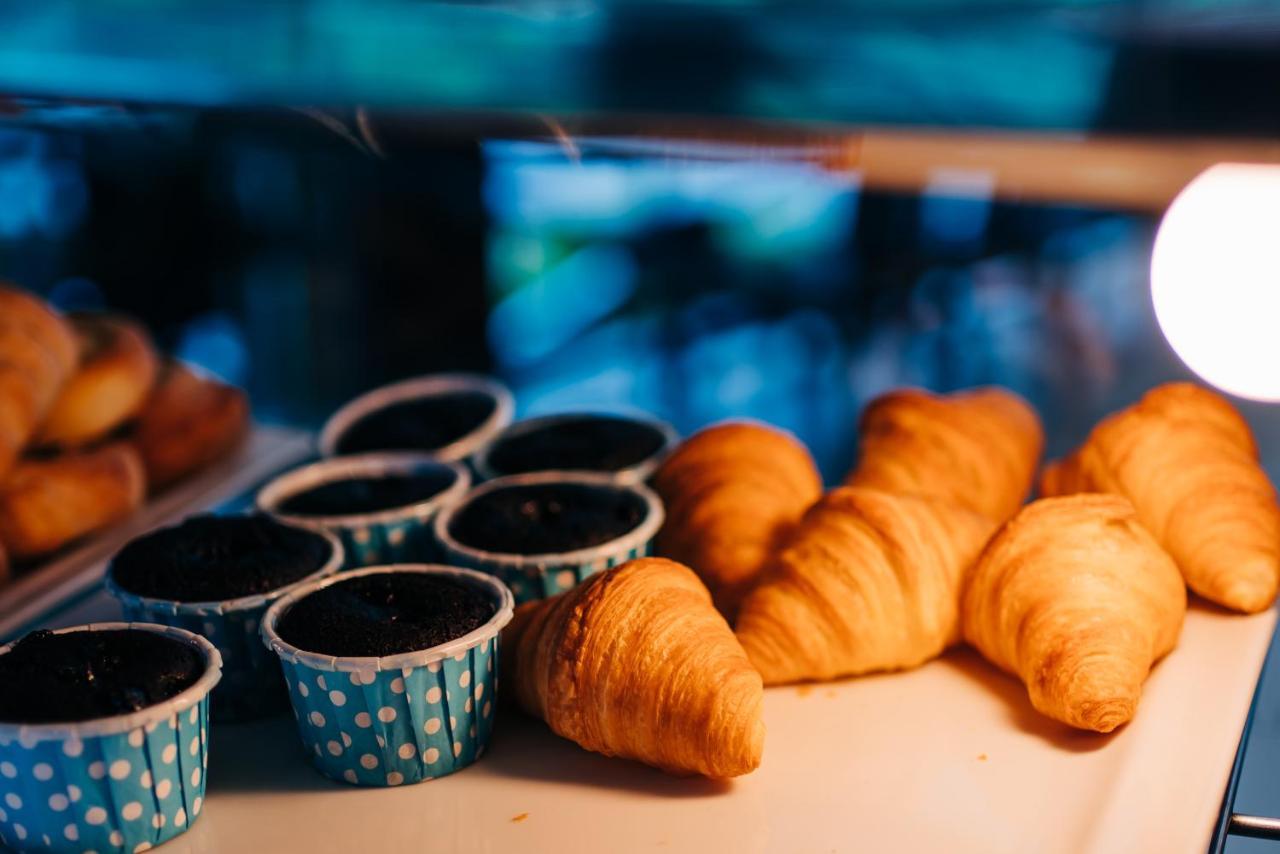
[0,425,312,640]
[23,592,1275,854]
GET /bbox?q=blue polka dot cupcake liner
[432,471,665,604]
[256,453,471,569]
[260,565,515,788]
[318,373,514,465]
[105,524,344,723]
[0,622,221,854]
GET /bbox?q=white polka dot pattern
[0,681,213,854]
[274,618,503,787]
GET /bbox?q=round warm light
[1152,163,1280,401]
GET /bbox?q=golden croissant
[0,286,78,478]
[845,387,1044,523]
[735,487,996,685]
[0,443,146,560]
[962,494,1186,732]
[1042,382,1280,613]
[502,557,765,778]
[35,314,160,448]
[652,422,822,621]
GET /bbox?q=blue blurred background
[0,116,1216,483]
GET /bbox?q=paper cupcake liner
[471,411,679,485]
[0,622,221,854]
[105,524,344,723]
[318,373,514,464]
[260,565,515,787]
[257,453,471,569]
[432,471,665,604]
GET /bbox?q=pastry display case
[2,2,1280,853]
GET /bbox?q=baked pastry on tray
[735,487,995,685]
[34,314,160,448]
[652,422,822,622]
[0,442,146,560]
[0,284,78,479]
[1042,382,1280,613]
[0,287,252,565]
[503,557,764,778]
[131,360,249,491]
[845,386,1043,524]
[962,494,1186,732]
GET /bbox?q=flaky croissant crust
[1041,382,1280,613]
[846,386,1044,524]
[653,421,821,621]
[504,557,765,778]
[735,486,996,685]
[962,494,1186,733]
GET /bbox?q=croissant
[503,557,765,778]
[35,314,160,448]
[845,387,1044,523]
[652,422,822,621]
[962,494,1186,732]
[0,286,78,478]
[1041,382,1280,613]
[0,443,146,560]
[131,361,249,490]
[735,487,996,685]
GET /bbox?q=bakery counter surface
[7,586,1273,853]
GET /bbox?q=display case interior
[3,4,1280,852]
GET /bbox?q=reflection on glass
[484,140,1159,479]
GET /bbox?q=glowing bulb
[1152,163,1280,401]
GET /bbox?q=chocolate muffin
[0,628,205,723]
[335,392,497,456]
[275,573,496,657]
[485,414,669,477]
[448,481,647,555]
[277,468,457,518]
[110,514,333,602]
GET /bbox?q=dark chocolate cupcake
[434,472,664,603]
[0,628,207,725]
[261,565,514,787]
[319,374,513,463]
[105,515,343,721]
[474,412,677,484]
[257,454,470,568]
[0,623,221,853]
